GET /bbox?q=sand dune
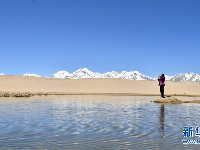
[0,76,199,96]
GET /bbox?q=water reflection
[158,104,165,137]
[158,104,165,149]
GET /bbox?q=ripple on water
[0,97,200,149]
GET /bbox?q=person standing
[158,74,165,98]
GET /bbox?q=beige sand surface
[0,76,200,96]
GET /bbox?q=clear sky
[0,0,199,77]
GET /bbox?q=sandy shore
[0,76,200,97]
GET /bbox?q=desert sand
[0,75,200,97]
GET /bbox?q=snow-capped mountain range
[50,68,200,81]
[1,68,200,82]
[51,68,154,80]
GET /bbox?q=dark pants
[160,85,164,97]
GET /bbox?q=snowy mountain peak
[76,68,90,72]
[51,71,71,79]
[71,68,101,79]
[23,73,42,77]
[0,73,4,75]
[169,72,200,82]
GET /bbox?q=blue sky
[0,0,199,77]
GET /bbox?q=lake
[0,95,199,149]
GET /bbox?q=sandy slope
[0,76,199,96]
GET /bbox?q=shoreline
[1,91,200,97]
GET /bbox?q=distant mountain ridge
[1,68,200,82]
[51,68,200,82]
[166,72,200,82]
[51,68,154,80]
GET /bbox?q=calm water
[0,96,200,149]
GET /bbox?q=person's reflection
[158,104,165,137]
[158,104,165,149]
